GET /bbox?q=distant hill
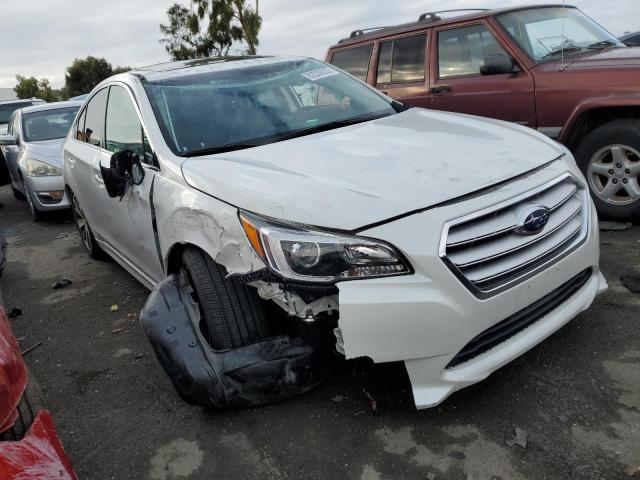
[0,88,17,101]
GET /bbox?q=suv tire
[181,247,270,350]
[575,119,640,221]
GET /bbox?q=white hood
[182,109,565,230]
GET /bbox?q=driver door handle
[431,85,452,95]
[94,174,104,185]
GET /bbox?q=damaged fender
[140,275,317,409]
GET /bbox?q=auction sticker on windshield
[301,68,339,81]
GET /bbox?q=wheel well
[166,243,188,275]
[566,106,640,150]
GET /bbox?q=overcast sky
[1,0,637,89]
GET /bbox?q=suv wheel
[71,191,103,259]
[575,119,640,220]
[180,247,270,350]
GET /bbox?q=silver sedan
[0,101,81,220]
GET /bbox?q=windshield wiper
[541,45,584,60]
[179,143,264,157]
[179,112,393,157]
[270,112,393,144]
[587,40,619,49]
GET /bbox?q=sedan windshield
[143,59,397,156]
[22,107,80,142]
[497,7,625,63]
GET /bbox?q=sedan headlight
[26,158,62,177]
[240,211,412,283]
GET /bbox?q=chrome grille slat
[449,196,582,267]
[446,181,577,248]
[441,175,589,298]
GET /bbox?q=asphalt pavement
[0,184,638,480]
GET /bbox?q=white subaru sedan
[62,56,606,410]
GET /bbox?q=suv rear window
[377,34,426,84]
[330,44,373,81]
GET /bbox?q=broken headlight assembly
[240,211,412,283]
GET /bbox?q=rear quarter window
[330,44,374,81]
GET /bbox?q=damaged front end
[140,275,318,409]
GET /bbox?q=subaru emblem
[515,204,550,235]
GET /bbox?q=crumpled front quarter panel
[0,307,27,434]
[0,411,77,480]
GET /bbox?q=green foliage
[159,0,261,61]
[14,75,58,102]
[63,56,130,99]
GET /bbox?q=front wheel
[181,247,270,351]
[575,119,640,221]
[22,179,45,222]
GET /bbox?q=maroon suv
[326,5,640,220]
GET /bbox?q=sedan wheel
[588,144,640,206]
[22,179,44,222]
[71,192,103,259]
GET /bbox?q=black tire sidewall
[575,120,640,221]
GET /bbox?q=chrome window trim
[438,172,590,299]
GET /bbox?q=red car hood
[0,307,27,433]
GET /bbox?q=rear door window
[438,24,508,78]
[330,44,373,81]
[80,88,109,147]
[377,34,427,84]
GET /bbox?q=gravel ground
[0,184,639,480]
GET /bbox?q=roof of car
[131,55,309,81]
[0,98,45,106]
[20,100,83,115]
[332,4,577,47]
[620,31,640,40]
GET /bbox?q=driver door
[97,84,164,284]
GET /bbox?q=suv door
[429,22,537,127]
[374,33,430,108]
[99,84,163,283]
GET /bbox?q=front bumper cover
[140,275,317,409]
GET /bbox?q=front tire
[181,247,270,350]
[70,190,104,260]
[575,119,640,221]
[22,179,45,222]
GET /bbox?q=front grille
[446,267,592,368]
[441,175,588,297]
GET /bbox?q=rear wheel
[181,247,270,350]
[71,191,104,260]
[575,119,640,221]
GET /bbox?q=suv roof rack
[349,27,392,39]
[418,9,489,22]
[340,8,491,44]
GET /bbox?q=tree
[15,75,58,102]
[63,56,130,98]
[159,0,261,61]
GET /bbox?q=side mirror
[0,135,17,146]
[480,54,517,75]
[100,149,145,199]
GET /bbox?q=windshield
[0,102,33,124]
[22,107,80,142]
[143,58,396,156]
[497,7,625,63]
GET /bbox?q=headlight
[240,211,412,283]
[26,158,62,177]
